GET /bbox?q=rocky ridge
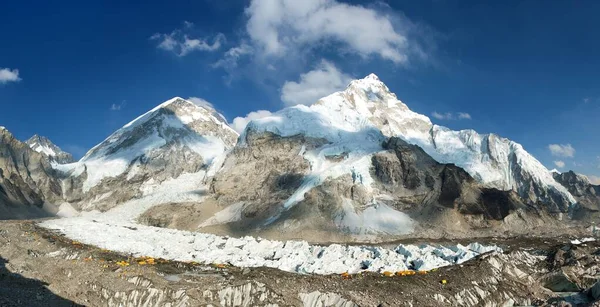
[0,128,62,219]
[25,134,74,164]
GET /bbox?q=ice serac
[312,73,576,212]
[57,97,239,211]
[25,134,74,164]
[0,127,63,219]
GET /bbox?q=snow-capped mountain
[55,97,239,211]
[237,74,574,208]
[26,134,74,164]
[140,74,580,241]
[309,74,575,211]
[1,76,593,240]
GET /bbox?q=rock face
[553,171,600,214]
[25,135,74,164]
[55,97,239,211]
[0,127,62,219]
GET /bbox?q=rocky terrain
[2,220,600,306]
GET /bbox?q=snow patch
[571,238,596,245]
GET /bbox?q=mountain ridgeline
[0,77,598,240]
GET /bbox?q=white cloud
[589,175,600,185]
[244,0,419,64]
[0,68,21,84]
[110,101,126,111]
[151,22,225,56]
[431,111,472,120]
[281,60,352,106]
[457,112,471,120]
[187,97,215,110]
[553,160,565,168]
[548,144,576,158]
[230,110,273,133]
[213,43,254,69]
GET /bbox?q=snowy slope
[25,135,74,164]
[320,74,575,204]
[244,74,575,213]
[56,97,238,193]
[40,173,501,275]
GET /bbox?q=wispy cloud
[110,101,126,111]
[553,160,565,168]
[281,60,352,106]
[187,97,214,109]
[230,110,273,133]
[548,144,576,158]
[431,111,472,120]
[151,22,225,56]
[0,68,21,84]
[589,175,600,185]
[212,43,254,70]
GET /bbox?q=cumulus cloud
[230,110,273,133]
[151,22,225,56]
[281,60,352,106]
[548,144,576,158]
[0,68,21,84]
[431,112,472,120]
[245,0,417,64]
[187,96,215,109]
[553,160,566,168]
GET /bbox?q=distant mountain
[553,171,600,214]
[26,135,74,164]
[54,97,239,211]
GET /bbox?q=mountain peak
[25,134,74,164]
[122,97,224,130]
[364,73,380,81]
[82,96,238,161]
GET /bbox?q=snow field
[41,215,501,275]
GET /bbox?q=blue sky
[1,0,599,181]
